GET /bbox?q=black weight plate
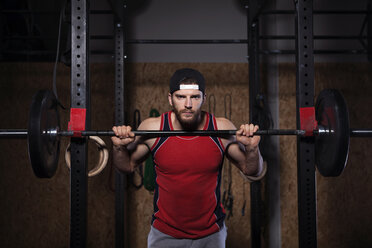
[315,89,350,177]
[28,90,60,178]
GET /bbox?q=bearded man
[112,68,265,248]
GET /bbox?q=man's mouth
[182,111,194,117]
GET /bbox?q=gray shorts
[147,224,227,248]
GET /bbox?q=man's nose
[185,97,192,108]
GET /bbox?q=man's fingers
[111,126,135,145]
[112,126,118,136]
[248,124,254,137]
[238,124,260,137]
[243,124,252,137]
[119,125,131,138]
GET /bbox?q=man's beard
[173,108,202,130]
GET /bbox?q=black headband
[169,68,205,94]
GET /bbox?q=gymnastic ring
[65,136,109,177]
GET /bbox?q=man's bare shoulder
[138,116,162,130]
[215,117,236,130]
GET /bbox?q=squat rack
[67,0,370,247]
[1,0,369,247]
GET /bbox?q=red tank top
[150,111,226,239]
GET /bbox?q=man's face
[168,88,205,130]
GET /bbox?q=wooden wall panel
[0,62,371,248]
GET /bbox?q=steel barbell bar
[0,89,370,179]
[349,129,372,137]
[0,129,307,138]
[4,128,372,138]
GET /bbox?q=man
[112,68,265,248]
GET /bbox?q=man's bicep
[137,117,161,130]
[217,117,237,148]
[130,117,159,166]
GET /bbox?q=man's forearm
[238,145,267,183]
[242,145,263,176]
[112,145,134,173]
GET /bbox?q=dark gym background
[0,0,372,247]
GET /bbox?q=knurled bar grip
[0,129,306,137]
[5,128,372,137]
[63,129,306,136]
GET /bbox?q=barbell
[0,89,371,179]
